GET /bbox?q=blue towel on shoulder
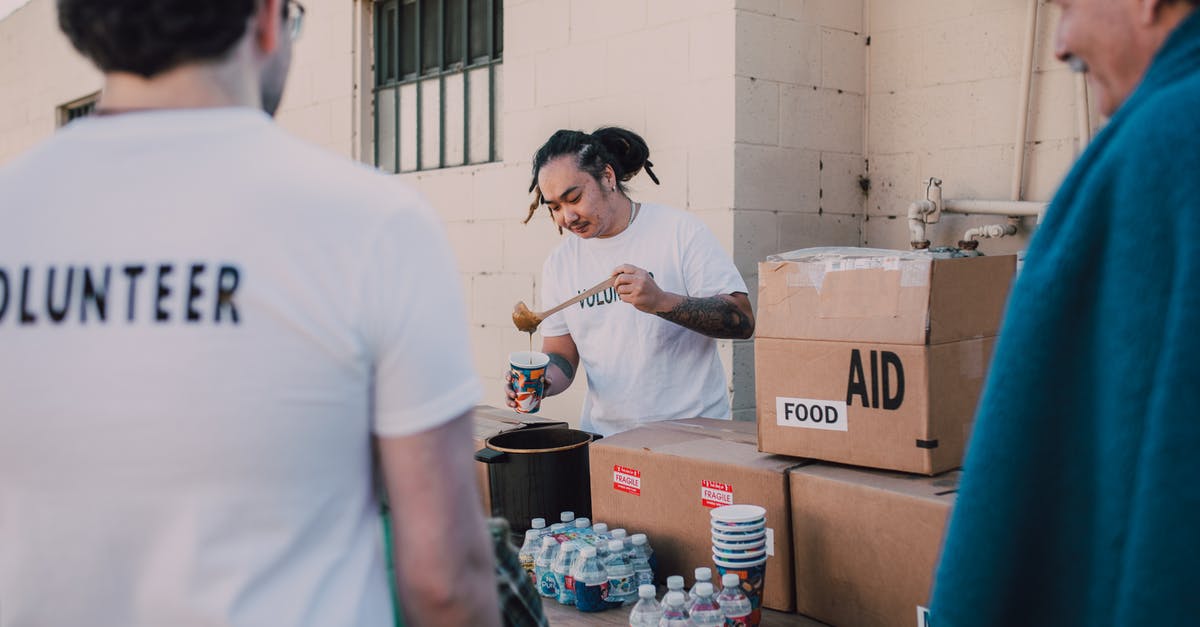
[931,11,1200,627]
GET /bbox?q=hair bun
[591,127,654,183]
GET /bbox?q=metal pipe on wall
[1012,0,1041,201]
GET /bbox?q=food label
[701,480,734,508]
[613,465,642,496]
[776,396,849,432]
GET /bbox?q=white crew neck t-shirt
[0,108,480,626]
[539,202,748,436]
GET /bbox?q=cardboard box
[757,248,1015,345]
[472,405,568,515]
[756,336,993,474]
[789,464,959,627]
[588,418,809,612]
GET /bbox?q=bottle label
[554,572,575,605]
[607,574,636,597]
[537,569,558,598]
[574,582,608,612]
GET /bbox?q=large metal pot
[474,427,597,536]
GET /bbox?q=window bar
[373,1,382,169]
[462,0,470,163]
[414,0,423,171]
[438,0,446,169]
[486,0,495,162]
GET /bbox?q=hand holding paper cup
[508,351,550,414]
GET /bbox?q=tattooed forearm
[655,295,754,339]
[547,352,576,381]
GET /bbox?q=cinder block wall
[865,0,1092,253]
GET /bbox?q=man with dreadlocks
[505,127,754,436]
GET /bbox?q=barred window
[374,0,502,173]
[58,92,99,127]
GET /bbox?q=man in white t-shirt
[0,2,500,626]
[507,128,754,436]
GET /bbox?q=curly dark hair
[57,0,260,77]
[524,127,660,228]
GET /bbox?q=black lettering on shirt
[81,266,111,323]
[46,266,75,323]
[124,265,145,323]
[0,267,9,323]
[215,265,240,324]
[155,264,174,323]
[20,266,36,324]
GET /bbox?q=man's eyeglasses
[284,0,305,41]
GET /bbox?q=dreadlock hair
[524,127,660,230]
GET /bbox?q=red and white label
[613,465,642,496]
[701,480,734,508]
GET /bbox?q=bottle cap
[696,582,714,597]
[666,575,684,590]
[579,546,597,558]
[638,584,656,599]
[695,567,711,581]
[665,591,685,606]
[524,529,540,541]
[592,523,609,534]
[631,535,647,546]
[531,517,546,529]
[541,536,557,548]
[611,528,627,539]
[574,517,591,529]
[560,541,578,552]
[608,540,625,552]
[722,573,741,588]
[560,511,575,523]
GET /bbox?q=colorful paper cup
[713,556,767,626]
[712,540,767,557]
[711,529,767,544]
[508,351,550,414]
[711,520,765,534]
[710,504,767,524]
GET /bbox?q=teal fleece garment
[931,11,1200,627]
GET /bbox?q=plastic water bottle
[550,522,568,540]
[610,528,628,548]
[572,517,592,538]
[571,546,609,613]
[688,582,723,627]
[629,534,654,587]
[688,567,713,603]
[534,536,559,599]
[632,532,658,574]
[517,528,541,585]
[603,539,637,607]
[531,517,548,538]
[660,591,693,626]
[551,541,579,605]
[560,511,576,526]
[666,575,686,596]
[592,522,610,541]
[628,584,664,627]
[717,573,753,627]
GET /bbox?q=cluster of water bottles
[516,511,754,625]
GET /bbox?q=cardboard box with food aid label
[757,248,1016,345]
[471,405,568,514]
[789,464,959,627]
[589,418,809,612]
[756,248,1014,474]
[756,336,994,474]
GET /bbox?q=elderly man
[932,0,1200,625]
[0,1,500,626]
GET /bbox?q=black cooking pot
[474,427,598,536]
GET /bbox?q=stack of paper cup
[710,504,767,626]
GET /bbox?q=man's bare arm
[654,292,755,340]
[377,411,501,627]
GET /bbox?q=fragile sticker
[776,397,849,432]
[701,480,734,508]
[613,465,642,496]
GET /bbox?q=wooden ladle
[512,274,616,333]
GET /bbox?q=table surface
[540,596,830,626]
